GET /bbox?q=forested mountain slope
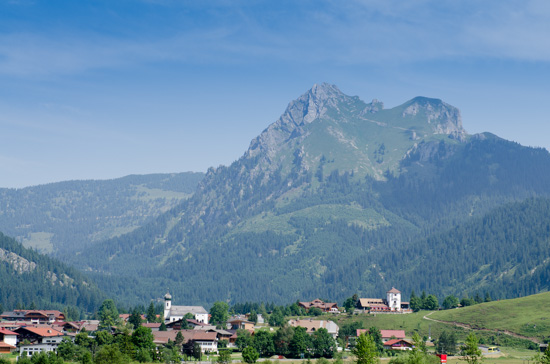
[0,172,204,256]
[67,84,550,306]
[0,232,104,314]
[375,197,550,299]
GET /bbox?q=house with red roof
[0,328,18,354]
[356,329,406,343]
[384,339,413,351]
[15,326,66,357]
[380,330,406,342]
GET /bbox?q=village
[0,288,419,361]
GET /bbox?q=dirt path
[422,311,541,343]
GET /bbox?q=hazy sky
[1,0,550,188]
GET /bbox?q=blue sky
[1,0,550,188]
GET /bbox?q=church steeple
[164,291,172,321]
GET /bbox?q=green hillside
[0,172,204,256]
[429,292,550,341]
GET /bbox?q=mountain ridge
[0,172,204,256]
[60,84,550,307]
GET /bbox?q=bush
[217,349,232,364]
[242,346,259,364]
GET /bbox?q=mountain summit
[245,83,467,181]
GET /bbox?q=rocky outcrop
[361,99,384,115]
[0,248,36,273]
[246,83,351,161]
[403,97,467,138]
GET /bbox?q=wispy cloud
[0,0,549,79]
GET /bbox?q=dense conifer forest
[63,135,550,307]
[0,232,104,313]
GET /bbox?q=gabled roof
[214,329,233,336]
[380,330,406,339]
[0,342,16,349]
[152,330,179,345]
[17,327,64,337]
[0,328,18,336]
[169,306,208,315]
[228,318,253,324]
[187,319,208,326]
[298,299,338,311]
[62,322,81,329]
[384,339,413,347]
[0,310,64,321]
[387,287,401,294]
[358,298,385,307]
[142,323,161,329]
[24,311,49,318]
[192,331,217,341]
[288,319,339,334]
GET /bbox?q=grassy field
[334,311,468,341]
[429,292,550,341]
[332,306,540,349]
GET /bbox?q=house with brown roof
[227,318,254,330]
[0,310,65,324]
[152,330,180,346]
[384,339,413,351]
[142,323,162,331]
[298,299,339,313]
[192,331,218,353]
[152,329,218,353]
[287,319,339,339]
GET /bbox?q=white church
[163,292,209,324]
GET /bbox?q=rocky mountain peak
[283,83,346,125]
[245,83,351,161]
[403,96,466,139]
[361,99,384,115]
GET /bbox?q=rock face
[0,248,36,273]
[361,99,384,115]
[403,97,466,137]
[242,84,467,183]
[246,83,350,161]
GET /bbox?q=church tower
[164,292,172,321]
[387,287,401,311]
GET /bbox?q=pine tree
[460,332,483,364]
[146,302,156,323]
